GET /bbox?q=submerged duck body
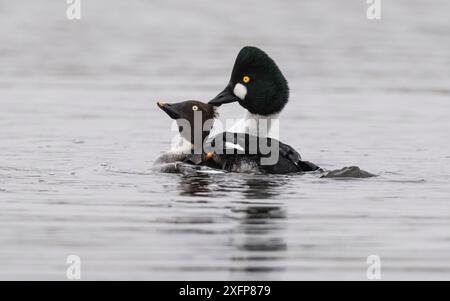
[208,152,319,174]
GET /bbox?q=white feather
[229,111,279,138]
[233,83,247,100]
[225,141,244,151]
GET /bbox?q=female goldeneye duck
[156,100,320,174]
[156,100,217,148]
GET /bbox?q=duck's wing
[205,132,319,171]
[204,132,273,155]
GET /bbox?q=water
[0,0,449,280]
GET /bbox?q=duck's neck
[171,132,212,154]
[229,111,279,138]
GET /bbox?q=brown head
[157,100,217,146]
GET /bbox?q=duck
[156,100,320,174]
[208,46,319,171]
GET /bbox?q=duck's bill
[208,86,240,106]
[157,101,181,119]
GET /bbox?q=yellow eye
[243,76,250,83]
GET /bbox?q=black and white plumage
[201,132,320,174]
[155,100,320,174]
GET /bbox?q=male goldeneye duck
[207,46,320,172]
[209,46,289,137]
[156,100,320,174]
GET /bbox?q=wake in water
[153,161,376,178]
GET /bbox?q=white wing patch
[225,141,244,151]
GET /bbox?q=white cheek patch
[233,83,247,100]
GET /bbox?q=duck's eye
[192,105,198,111]
[243,76,250,84]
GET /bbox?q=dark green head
[209,46,289,116]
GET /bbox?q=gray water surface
[0,0,449,280]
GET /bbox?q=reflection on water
[231,206,287,251]
[178,174,215,197]
[177,171,291,199]
[241,178,289,200]
[173,173,288,274]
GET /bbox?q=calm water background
[0,0,449,280]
